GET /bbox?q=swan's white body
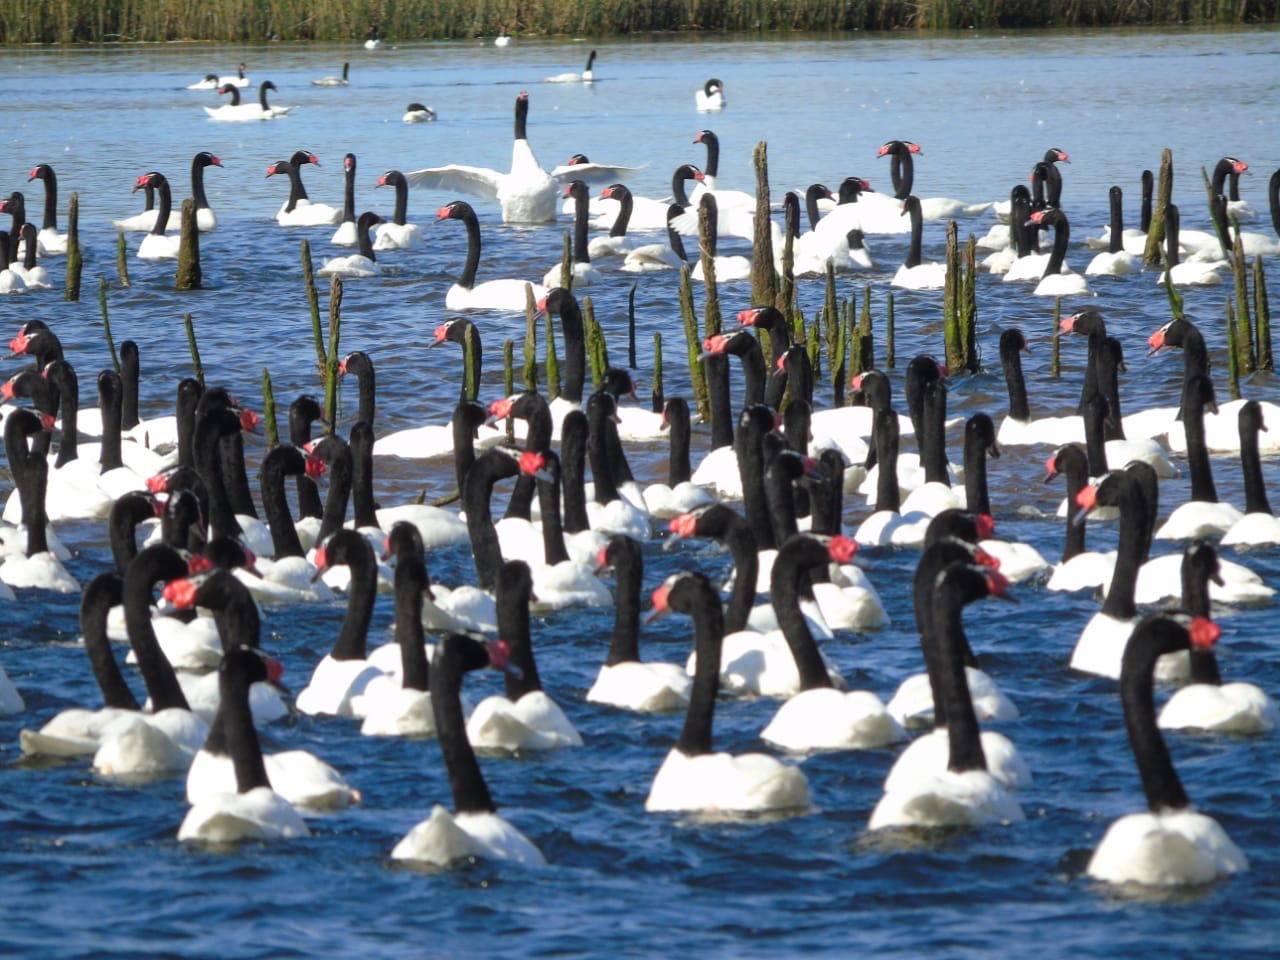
[868,767,1025,830]
[761,687,905,752]
[178,786,309,843]
[645,748,811,814]
[465,690,583,751]
[295,654,383,717]
[91,708,208,777]
[587,661,691,713]
[1157,682,1276,734]
[887,667,1020,728]
[186,747,357,811]
[391,805,545,866]
[883,728,1032,792]
[1087,808,1248,886]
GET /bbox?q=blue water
[0,27,1278,958]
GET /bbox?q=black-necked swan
[372,170,422,249]
[868,563,1024,830]
[25,163,66,255]
[364,23,381,49]
[318,211,382,278]
[312,61,350,86]
[174,572,358,812]
[1221,401,1280,546]
[1086,614,1248,886]
[464,559,583,751]
[331,153,359,245]
[390,633,546,867]
[406,90,637,225]
[204,82,268,122]
[403,102,436,123]
[759,534,906,752]
[1085,185,1141,274]
[295,530,384,717]
[435,199,548,310]
[356,522,436,736]
[891,195,947,290]
[177,646,309,843]
[542,179,602,288]
[695,78,725,113]
[124,172,179,260]
[268,152,342,226]
[18,573,135,757]
[644,570,811,815]
[544,48,596,83]
[257,80,292,117]
[587,534,692,713]
[92,545,208,777]
[1025,207,1090,297]
[0,409,79,592]
[14,224,50,290]
[1156,542,1276,734]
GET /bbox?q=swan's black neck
[109,493,156,575]
[394,555,430,692]
[1042,210,1070,278]
[535,452,570,567]
[433,635,497,814]
[98,369,125,472]
[463,450,520,591]
[1239,403,1272,515]
[149,175,172,235]
[122,545,192,711]
[546,290,587,405]
[586,394,623,505]
[120,340,140,430]
[608,186,632,238]
[340,156,356,222]
[903,196,923,268]
[874,407,901,513]
[772,536,834,691]
[312,434,353,545]
[259,445,307,559]
[559,410,590,534]
[735,405,776,550]
[46,359,80,469]
[1107,185,1125,255]
[81,572,140,710]
[1100,472,1148,620]
[1054,444,1089,563]
[1183,378,1218,504]
[349,420,378,530]
[704,352,733,450]
[963,414,995,516]
[1140,169,1154,233]
[326,531,377,661]
[603,536,643,665]
[33,165,58,230]
[191,155,213,211]
[672,574,724,757]
[496,560,540,698]
[935,568,989,774]
[193,406,244,540]
[666,398,693,486]
[1082,393,1110,478]
[218,429,258,520]
[921,380,950,486]
[1000,329,1031,422]
[1120,618,1191,811]
[504,392,552,521]
[451,398,487,495]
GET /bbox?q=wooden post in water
[64,192,81,302]
[750,141,777,309]
[1144,149,1174,266]
[961,234,977,373]
[525,300,540,394]
[584,295,608,392]
[183,312,205,388]
[627,281,638,369]
[503,339,516,442]
[1231,240,1254,375]
[698,202,721,338]
[1050,300,1061,378]
[1226,298,1241,401]
[678,266,709,421]
[116,232,130,287]
[1255,258,1272,371]
[301,240,326,376]
[261,367,280,448]
[858,288,874,374]
[99,279,119,373]
[943,220,962,372]
[652,333,664,413]
[885,290,896,368]
[324,275,342,425]
[175,198,201,290]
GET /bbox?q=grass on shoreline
[3,0,1276,46]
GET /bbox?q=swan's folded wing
[404,164,503,200]
[549,161,645,184]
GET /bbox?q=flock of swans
[0,42,1277,899]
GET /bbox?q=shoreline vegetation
[2,1,1276,46]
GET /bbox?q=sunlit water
[0,28,1278,958]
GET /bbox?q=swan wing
[404,164,503,201]
[549,161,645,183]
